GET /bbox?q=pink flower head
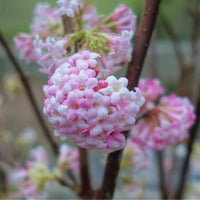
[107,30,133,64]
[14,33,36,62]
[31,3,62,37]
[33,35,68,77]
[138,78,164,109]
[56,0,80,17]
[109,4,137,34]
[30,146,48,164]
[82,4,99,29]
[9,166,47,199]
[124,140,151,170]
[58,143,79,171]
[131,94,196,150]
[43,51,144,153]
[95,31,133,79]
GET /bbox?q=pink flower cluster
[56,0,79,17]
[43,51,144,153]
[14,2,136,79]
[124,140,151,170]
[138,78,164,108]
[131,78,196,150]
[58,143,79,171]
[9,144,78,199]
[33,35,68,76]
[14,33,36,62]
[9,146,49,199]
[106,4,137,34]
[14,2,63,62]
[31,3,62,37]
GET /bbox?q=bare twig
[62,16,75,35]
[157,150,168,199]
[78,148,93,199]
[0,168,7,196]
[95,1,162,199]
[0,29,59,155]
[174,87,200,199]
[126,0,162,90]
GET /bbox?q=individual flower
[106,30,133,63]
[138,78,164,109]
[131,94,196,150]
[83,31,133,79]
[58,143,79,171]
[103,4,137,34]
[14,33,36,62]
[14,3,63,64]
[33,35,68,76]
[56,0,80,17]
[122,140,152,171]
[43,51,144,153]
[31,3,63,38]
[9,146,53,200]
[82,4,99,29]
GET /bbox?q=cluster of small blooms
[104,4,137,34]
[33,35,68,76]
[31,3,62,37]
[122,140,151,170]
[131,78,196,150]
[14,1,136,79]
[106,30,133,63]
[119,141,147,198]
[14,33,36,61]
[89,30,133,79]
[8,168,47,199]
[43,51,144,153]
[58,143,79,171]
[82,4,99,29]
[14,2,63,62]
[9,146,50,199]
[9,143,78,199]
[138,78,164,109]
[56,0,80,17]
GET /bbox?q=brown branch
[126,0,162,90]
[95,1,162,199]
[78,148,93,199]
[0,168,7,197]
[62,16,75,35]
[174,87,200,199]
[157,150,168,199]
[0,29,59,155]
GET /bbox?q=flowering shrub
[1,0,196,199]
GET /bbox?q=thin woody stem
[126,0,162,90]
[78,148,93,199]
[0,29,59,155]
[95,0,162,199]
[157,150,168,199]
[174,87,200,199]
